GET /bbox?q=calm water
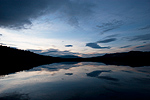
[0,62,150,100]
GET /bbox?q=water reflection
[86,70,112,77]
[0,92,29,100]
[97,76,119,81]
[65,73,73,75]
[0,62,150,100]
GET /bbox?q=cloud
[30,48,81,57]
[136,45,145,48]
[65,45,73,47]
[133,44,150,51]
[120,45,132,48]
[85,38,115,49]
[105,34,119,38]
[138,25,150,30]
[0,0,52,29]
[0,43,6,45]
[0,34,2,40]
[96,20,124,34]
[97,38,116,43]
[86,43,111,49]
[0,0,94,29]
[130,34,150,41]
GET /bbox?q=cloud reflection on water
[0,62,150,100]
[86,70,111,77]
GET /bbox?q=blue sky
[0,0,150,57]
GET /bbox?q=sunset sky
[0,0,150,57]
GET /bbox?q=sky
[0,0,150,57]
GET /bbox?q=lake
[0,62,150,100]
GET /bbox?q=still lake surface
[0,62,150,100]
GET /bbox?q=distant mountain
[59,55,81,58]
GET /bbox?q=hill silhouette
[0,45,62,75]
[0,45,150,75]
[88,51,150,67]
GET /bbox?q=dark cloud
[121,70,133,73]
[133,44,150,51]
[65,45,73,47]
[41,49,58,55]
[0,42,16,46]
[0,0,94,29]
[86,43,111,49]
[0,0,54,29]
[96,20,124,34]
[0,43,6,45]
[105,34,118,38]
[130,34,150,41]
[138,25,150,30]
[98,76,119,81]
[136,45,145,48]
[0,34,2,40]
[120,45,132,48]
[97,38,116,43]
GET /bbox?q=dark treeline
[0,45,62,75]
[0,45,150,75]
[87,51,150,67]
